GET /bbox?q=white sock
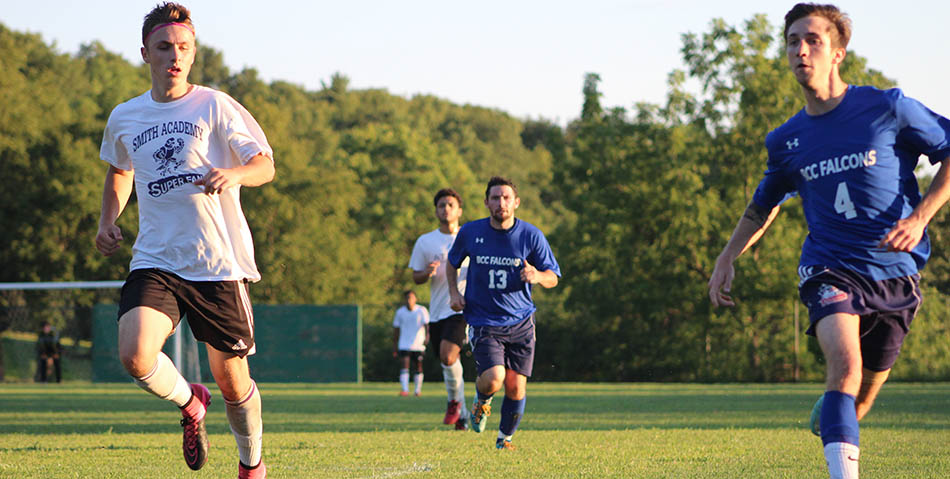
[133,352,192,407]
[497,431,513,441]
[399,369,409,392]
[414,372,424,394]
[442,360,463,402]
[824,442,859,479]
[225,381,263,468]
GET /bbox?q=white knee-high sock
[133,352,192,407]
[443,359,464,402]
[414,372,424,394]
[825,442,859,479]
[399,369,410,392]
[225,381,263,468]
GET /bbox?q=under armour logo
[786,138,799,150]
[475,238,484,244]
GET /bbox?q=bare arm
[194,153,275,194]
[521,261,559,288]
[446,262,465,312]
[412,260,440,284]
[708,201,781,307]
[392,327,399,357]
[95,165,135,256]
[879,158,950,252]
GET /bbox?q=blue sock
[820,390,859,447]
[499,396,526,436]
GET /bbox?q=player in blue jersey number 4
[708,3,950,479]
[446,177,561,450]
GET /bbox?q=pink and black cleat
[181,383,211,471]
[444,400,462,425]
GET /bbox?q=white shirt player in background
[392,290,430,396]
[408,188,470,429]
[95,3,271,478]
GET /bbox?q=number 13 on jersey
[488,269,508,289]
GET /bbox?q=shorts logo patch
[818,284,849,307]
[232,339,248,351]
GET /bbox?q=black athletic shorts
[118,268,257,357]
[397,350,425,365]
[428,314,467,347]
[798,266,920,371]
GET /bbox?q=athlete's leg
[398,354,410,395]
[441,339,464,399]
[476,365,505,397]
[207,345,263,471]
[118,307,193,407]
[120,306,211,470]
[497,369,527,449]
[816,313,862,479]
[412,352,424,396]
[470,365,504,433]
[855,368,890,420]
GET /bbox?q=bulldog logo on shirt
[153,138,185,176]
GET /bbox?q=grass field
[1,382,948,478]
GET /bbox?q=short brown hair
[485,176,518,200]
[784,3,851,49]
[142,2,194,46]
[433,188,462,207]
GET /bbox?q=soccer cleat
[809,394,823,437]
[399,390,409,397]
[238,461,266,479]
[469,399,491,433]
[454,416,468,431]
[495,439,515,450]
[444,400,462,425]
[414,391,421,397]
[181,383,211,471]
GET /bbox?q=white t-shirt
[408,229,468,322]
[100,86,273,281]
[393,305,429,351]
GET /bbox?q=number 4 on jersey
[834,182,857,219]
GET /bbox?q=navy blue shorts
[798,266,920,371]
[469,315,536,377]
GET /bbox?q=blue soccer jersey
[752,86,950,281]
[447,218,560,327]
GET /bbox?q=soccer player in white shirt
[408,188,470,428]
[392,290,430,396]
[95,3,272,478]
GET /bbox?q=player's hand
[708,256,736,307]
[521,259,540,284]
[425,260,440,277]
[194,168,241,195]
[450,292,465,312]
[95,223,123,256]
[879,216,926,253]
[392,350,398,358]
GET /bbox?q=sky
[3,0,949,126]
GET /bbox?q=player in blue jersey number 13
[446,177,561,450]
[708,4,950,479]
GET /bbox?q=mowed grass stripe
[1,383,947,478]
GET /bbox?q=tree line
[1,15,948,382]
